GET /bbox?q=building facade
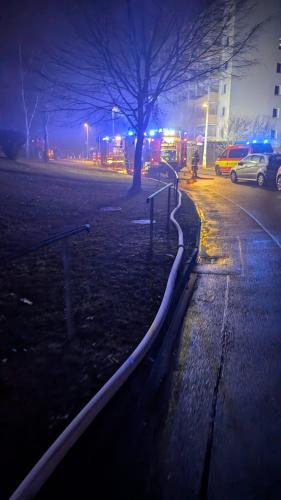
[216,0,281,145]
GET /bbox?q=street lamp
[84,123,89,160]
[202,102,209,168]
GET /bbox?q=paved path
[158,176,281,499]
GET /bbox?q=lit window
[277,63,281,73]
[272,108,280,117]
[271,129,277,140]
[274,85,281,95]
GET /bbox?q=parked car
[277,166,281,191]
[230,153,281,187]
[215,142,273,176]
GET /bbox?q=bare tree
[19,44,39,158]
[251,115,273,140]
[43,0,261,192]
[227,115,252,141]
[227,114,273,142]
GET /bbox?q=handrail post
[63,238,74,338]
[149,198,154,252]
[167,185,171,234]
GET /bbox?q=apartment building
[161,0,281,148]
[216,0,281,144]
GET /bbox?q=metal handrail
[16,224,91,259]
[160,157,179,198]
[146,182,173,201]
[7,224,91,338]
[146,183,174,251]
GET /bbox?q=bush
[0,130,26,160]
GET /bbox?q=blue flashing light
[252,139,257,143]
[246,141,250,144]
[128,130,134,136]
[149,129,155,137]
[102,136,110,141]
[263,139,268,143]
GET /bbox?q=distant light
[144,132,147,136]
[252,139,257,143]
[246,141,250,144]
[158,128,163,132]
[128,130,134,136]
[169,129,175,135]
[202,103,208,108]
[263,139,269,143]
[115,135,122,141]
[84,123,89,128]
[149,130,155,137]
[102,136,110,141]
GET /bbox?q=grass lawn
[0,157,199,496]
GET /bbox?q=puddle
[99,206,122,212]
[131,219,156,225]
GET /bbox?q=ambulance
[215,141,273,176]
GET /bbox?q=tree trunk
[25,132,30,159]
[129,132,144,194]
[43,112,49,163]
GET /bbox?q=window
[222,83,227,94]
[225,36,230,47]
[279,37,281,49]
[274,85,281,95]
[229,148,249,159]
[221,106,225,117]
[273,108,280,117]
[221,149,228,158]
[271,129,277,140]
[251,155,261,162]
[277,63,281,73]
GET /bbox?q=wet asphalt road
[158,176,281,499]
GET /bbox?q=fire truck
[143,129,188,175]
[99,129,189,175]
